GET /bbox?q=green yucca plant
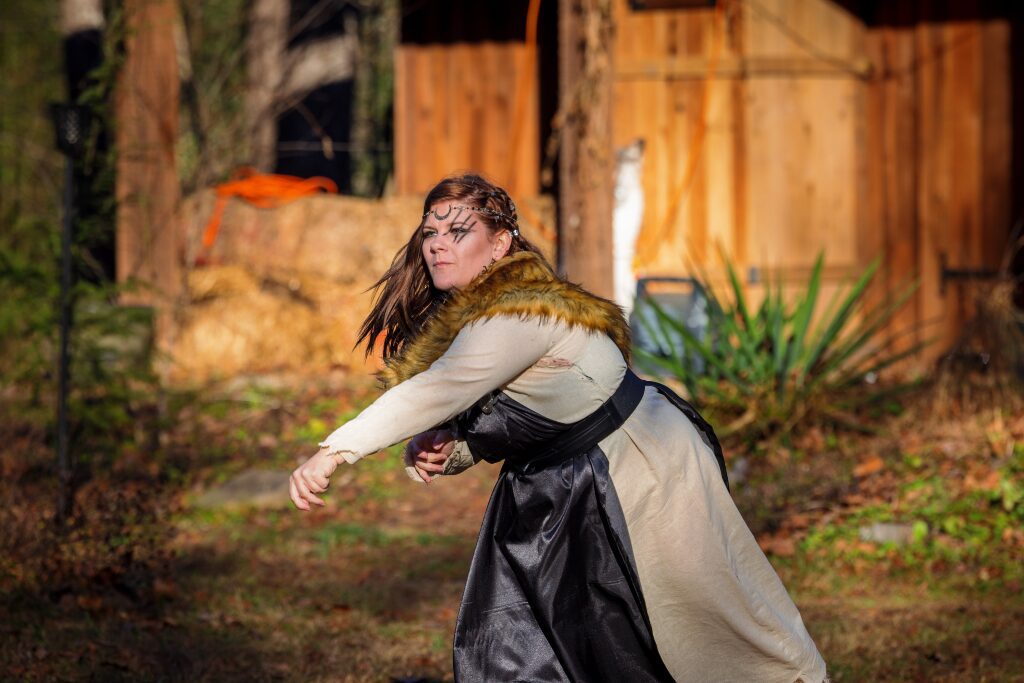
[633,251,928,439]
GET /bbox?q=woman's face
[421,201,511,291]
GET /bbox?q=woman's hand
[404,429,455,483]
[290,448,345,510]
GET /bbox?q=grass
[797,590,1024,682]
[2,373,1023,681]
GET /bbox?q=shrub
[634,252,926,439]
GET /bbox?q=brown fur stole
[380,251,631,388]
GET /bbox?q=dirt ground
[2,373,1022,682]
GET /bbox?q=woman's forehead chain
[423,204,519,235]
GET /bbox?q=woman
[291,174,827,682]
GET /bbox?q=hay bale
[187,265,261,302]
[169,191,556,383]
[182,191,555,285]
[173,290,325,380]
[181,193,423,285]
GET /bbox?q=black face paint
[448,208,478,243]
[422,207,480,243]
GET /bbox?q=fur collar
[380,251,631,387]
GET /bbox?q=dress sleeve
[440,439,479,476]
[318,315,557,463]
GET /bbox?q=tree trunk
[246,0,360,187]
[247,0,288,171]
[115,0,182,317]
[557,0,615,298]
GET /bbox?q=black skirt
[451,370,727,682]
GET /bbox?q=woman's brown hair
[356,173,547,359]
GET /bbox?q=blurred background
[2,0,1023,680]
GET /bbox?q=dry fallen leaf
[965,468,1001,492]
[76,595,104,612]
[783,513,811,530]
[758,534,796,557]
[854,455,885,477]
[153,577,177,600]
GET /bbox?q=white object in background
[613,138,645,317]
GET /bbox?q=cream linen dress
[320,315,827,682]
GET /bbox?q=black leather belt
[507,369,647,475]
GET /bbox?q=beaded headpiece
[422,202,519,237]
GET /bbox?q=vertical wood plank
[394,40,539,196]
[884,17,921,342]
[949,20,983,345]
[729,0,748,265]
[858,7,886,332]
[980,18,1013,267]
[915,17,944,354]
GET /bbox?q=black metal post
[56,156,75,525]
[51,102,88,526]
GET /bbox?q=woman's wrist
[317,443,343,462]
[318,444,361,465]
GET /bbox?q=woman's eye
[423,230,436,238]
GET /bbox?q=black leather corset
[451,369,729,486]
[452,390,572,466]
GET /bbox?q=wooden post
[115,0,181,318]
[558,0,614,298]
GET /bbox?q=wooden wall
[394,42,539,196]
[613,0,1017,360]
[863,6,1015,354]
[615,0,869,355]
[390,0,1018,362]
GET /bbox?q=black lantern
[50,103,91,159]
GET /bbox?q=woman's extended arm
[320,315,557,460]
[290,315,556,509]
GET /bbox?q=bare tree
[247,0,289,171]
[247,0,359,176]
